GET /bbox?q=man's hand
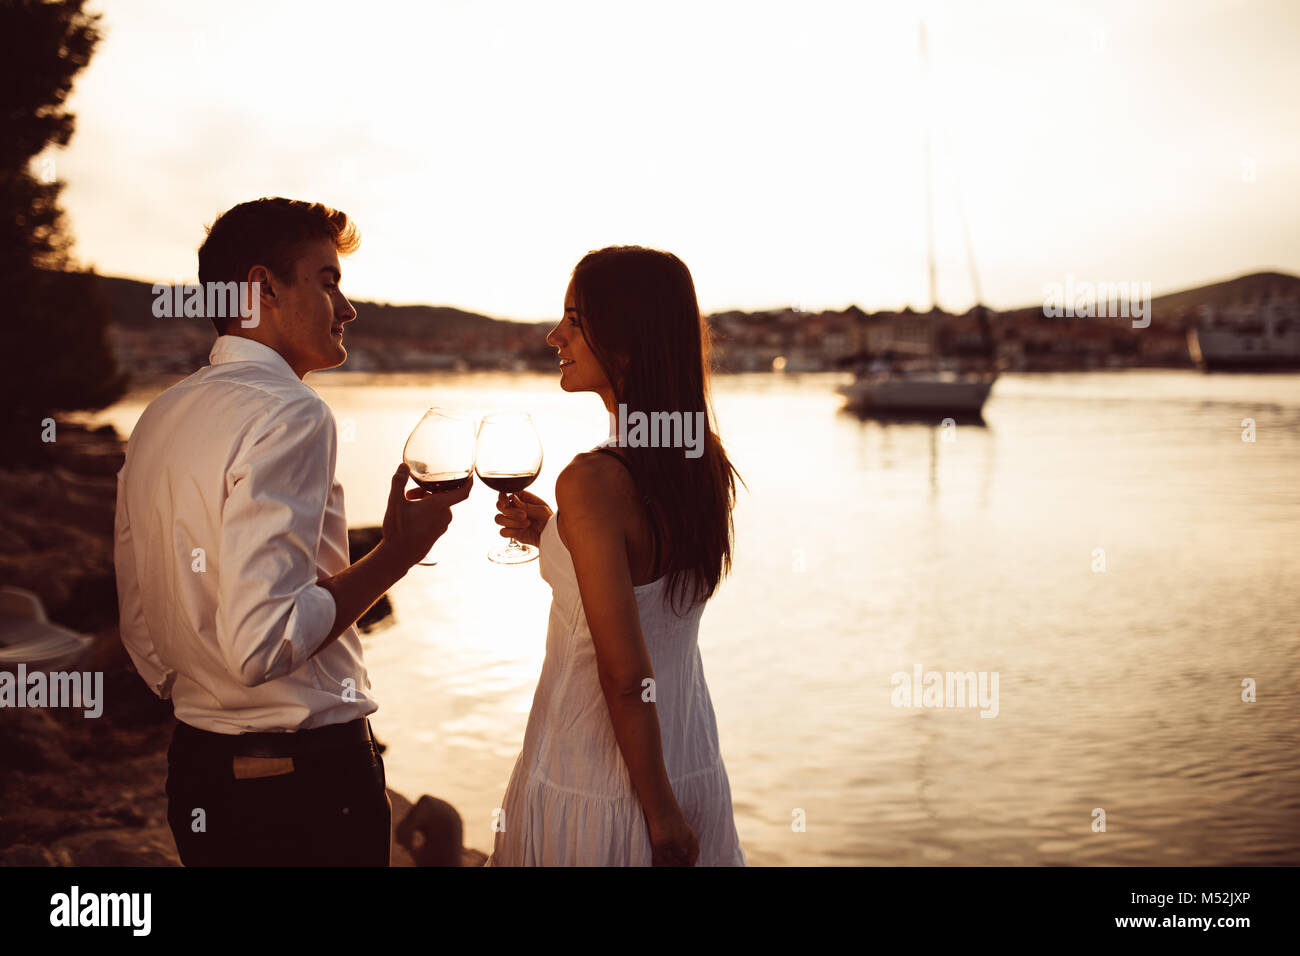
[312,464,472,658]
[381,463,472,568]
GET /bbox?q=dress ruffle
[487,761,747,867]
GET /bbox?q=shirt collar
[209,335,300,380]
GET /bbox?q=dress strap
[591,447,661,578]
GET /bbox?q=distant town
[94,270,1300,377]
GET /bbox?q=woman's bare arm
[555,455,696,863]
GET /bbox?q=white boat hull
[1187,327,1300,370]
[838,373,995,414]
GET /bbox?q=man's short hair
[197,197,360,334]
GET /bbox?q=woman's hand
[493,490,553,548]
[648,810,699,867]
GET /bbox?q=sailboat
[838,22,998,418]
[838,363,996,415]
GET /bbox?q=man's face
[267,237,357,377]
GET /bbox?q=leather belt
[174,716,375,758]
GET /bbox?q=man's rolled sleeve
[216,395,340,688]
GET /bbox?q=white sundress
[486,480,747,867]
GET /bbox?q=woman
[485,246,746,866]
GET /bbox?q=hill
[77,273,552,374]
[49,268,1300,376]
[1148,270,1300,317]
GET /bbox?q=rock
[54,829,179,866]
[395,793,487,867]
[100,802,149,828]
[0,843,72,866]
[389,789,415,866]
[347,527,383,562]
[348,527,393,633]
[0,707,73,772]
[357,594,393,633]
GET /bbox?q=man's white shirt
[114,334,376,733]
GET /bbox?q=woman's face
[546,279,616,407]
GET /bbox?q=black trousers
[165,717,391,866]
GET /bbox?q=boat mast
[919,19,992,368]
[920,21,938,319]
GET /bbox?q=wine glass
[401,408,477,566]
[475,411,543,564]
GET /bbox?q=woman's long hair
[570,246,743,614]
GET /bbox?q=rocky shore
[0,421,484,866]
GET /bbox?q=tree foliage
[1,0,125,455]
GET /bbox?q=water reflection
[87,370,1300,865]
[839,407,997,505]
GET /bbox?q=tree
[0,0,125,459]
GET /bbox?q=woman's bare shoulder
[557,451,637,510]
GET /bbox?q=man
[113,197,469,865]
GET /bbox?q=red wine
[478,472,538,494]
[413,474,472,493]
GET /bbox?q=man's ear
[248,264,277,308]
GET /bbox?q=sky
[49,0,1300,320]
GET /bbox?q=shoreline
[0,420,485,866]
